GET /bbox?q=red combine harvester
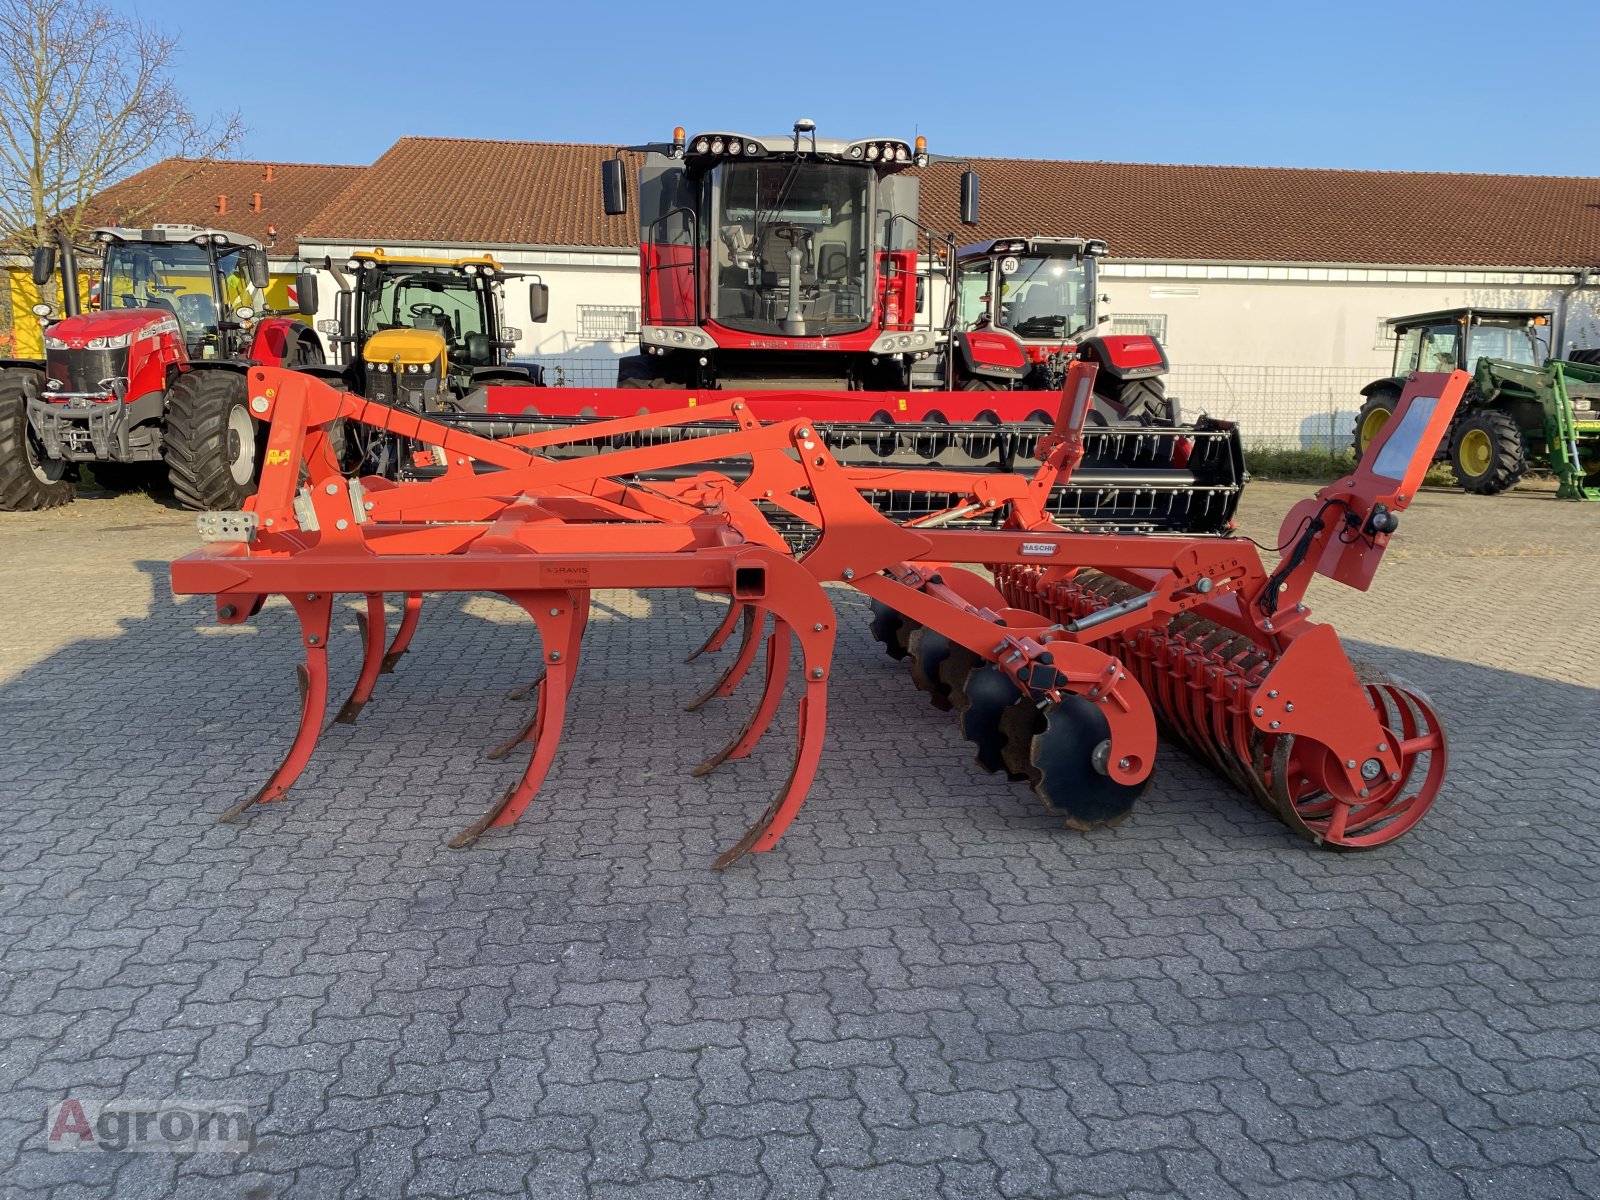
[459,122,1243,535]
[0,225,321,511]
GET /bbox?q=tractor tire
[1566,347,1600,366]
[960,377,1005,391]
[1095,376,1174,425]
[1351,388,1399,462]
[0,368,75,511]
[164,370,258,511]
[1449,408,1526,495]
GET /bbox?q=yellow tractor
[311,249,549,474]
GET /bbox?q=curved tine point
[713,687,826,870]
[686,593,741,663]
[685,606,761,712]
[380,593,424,674]
[508,668,547,704]
[693,624,792,777]
[487,701,540,762]
[230,634,329,820]
[448,783,516,849]
[332,596,389,727]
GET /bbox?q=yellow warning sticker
[265,449,291,466]
[897,397,907,411]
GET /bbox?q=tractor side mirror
[296,271,318,316]
[959,170,980,227]
[528,282,549,324]
[334,289,355,342]
[245,247,271,290]
[31,245,56,288]
[601,158,628,216]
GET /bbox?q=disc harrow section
[170,364,1468,865]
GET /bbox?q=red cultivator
[171,364,1465,864]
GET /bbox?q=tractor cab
[321,250,547,413]
[1355,308,1552,460]
[1386,307,1550,379]
[955,236,1105,346]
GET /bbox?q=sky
[121,0,1597,175]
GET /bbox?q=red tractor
[457,122,1243,534]
[950,236,1174,424]
[0,224,321,511]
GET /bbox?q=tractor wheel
[1351,388,1399,461]
[0,368,75,511]
[960,377,1004,391]
[1566,347,1600,366]
[1449,409,1526,495]
[164,371,258,511]
[1095,376,1174,425]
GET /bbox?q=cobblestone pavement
[1,479,1598,1199]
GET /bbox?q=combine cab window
[995,255,1092,342]
[362,270,493,366]
[708,160,872,337]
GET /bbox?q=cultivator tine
[712,686,829,871]
[694,620,794,777]
[486,678,542,762]
[221,591,334,822]
[451,591,587,849]
[686,593,743,662]
[685,606,764,711]
[332,593,388,726]
[380,593,423,674]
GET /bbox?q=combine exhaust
[171,364,1464,862]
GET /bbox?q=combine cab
[0,225,321,511]
[460,122,1245,535]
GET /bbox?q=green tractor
[1351,307,1600,496]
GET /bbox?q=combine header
[451,121,1244,536]
[171,364,1463,862]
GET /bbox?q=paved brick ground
[1,479,1597,1199]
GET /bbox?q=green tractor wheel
[1449,409,1527,495]
[1352,389,1399,461]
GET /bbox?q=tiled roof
[80,159,364,253]
[299,138,635,249]
[917,159,1600,268]
[98,141,1600,269]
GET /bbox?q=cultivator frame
[171,364,1466,864]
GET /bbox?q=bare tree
[0,0,244,251]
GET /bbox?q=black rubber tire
[1566,347,1600,366]
[164,371,257,511]
[1095,376,1173,424]
[1449,408,1527,495]
[0,368,76,511]
[960,377,1004,391]
[1351,388,1400,462]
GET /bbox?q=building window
[577,304,639,342]
[1111,313,1168,341]
[1374,318,1397,351]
